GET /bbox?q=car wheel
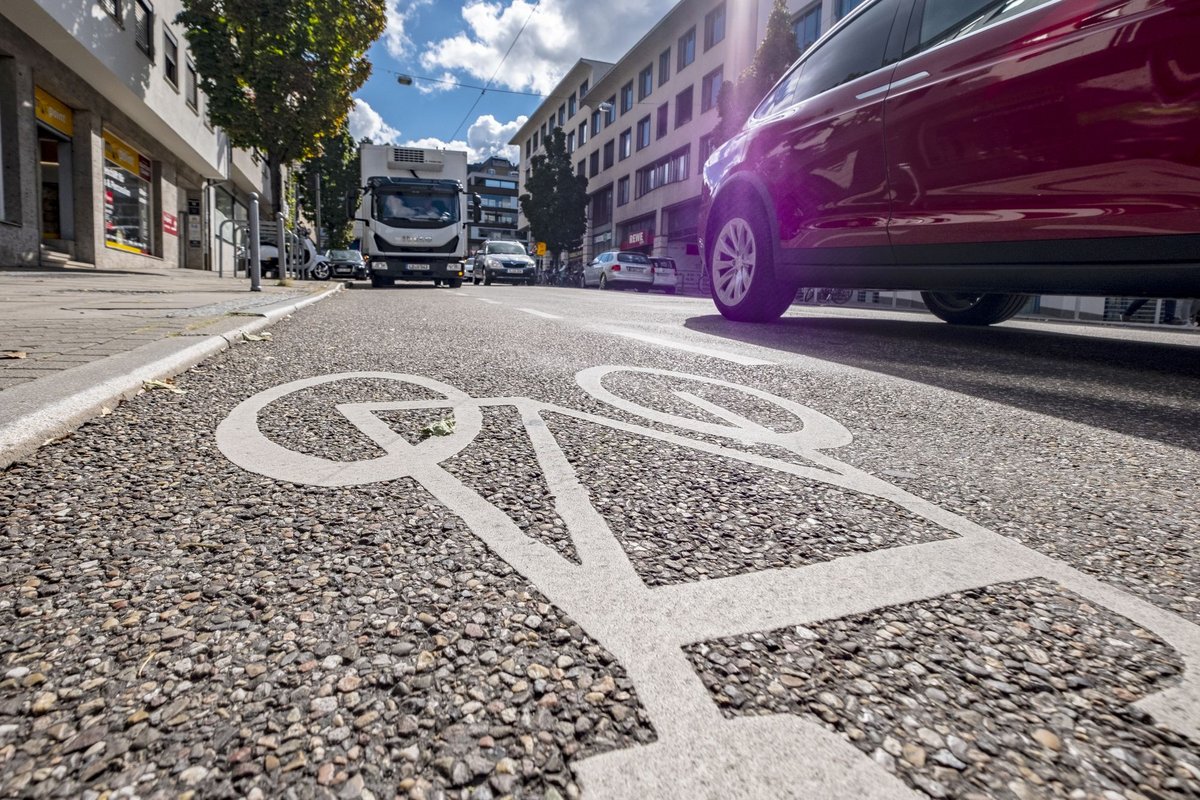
[600,273,610,290]
[709,199,793,323]
[921,292,1029,325]
[484,273,493,286]
[448,278,463,289]
[312,262,332,281]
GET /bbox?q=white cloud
[419,0,677,95]
[349,98,403,144]
[384,0,433,59]
[399,113,528,163]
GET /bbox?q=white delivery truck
[352,145,479,289]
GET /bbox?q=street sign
[536,242,547,256]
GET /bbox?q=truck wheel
[448,279,463,289]
[921,292,1029,325]
[434,279,442,287]
[370,275,382,288]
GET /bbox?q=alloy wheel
[713,217,757,307]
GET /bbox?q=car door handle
[856,71,929,100]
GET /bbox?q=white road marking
[476,298,502,305]
[608,329,775,366]
[518,308,562,319]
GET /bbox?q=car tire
[709,198,793,323]
[921,292,1029,325]
[312,262,332,281]
[484,273,493,286]
[599,273,610,290]
[448,278,463,288]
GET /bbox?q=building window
[589,151,600,177]
[639,65,653,101]
[656,103,669,139]
[675,86,693,128]
[558,104,566,127]
[678,27,696,70]
[621,82,634,114]
[592,110,601,137]
[636,116,651,150]
[603,140,614,170]
[99,0,122,24]
[605,96,617,126]
[619,129,632,160]
[525,138,532,158]
[635,146,690,198]
[567,131,575,153]
[103,129,154,255]
[162,25,178,86]
[185,61,199,111]
[658,48,671,86]
[699,133,717,165]
[533,131,539,150]
[701,66,723,113]
[578,121,587,146]
[134,0,153,56]
[541,121,548,139]
[568,92,577,118]
[580,78,589,98]
[704,3,727,50]
[836,0,866,19]
[793,4,822,52]
[577,159,586,177]
[617,176,630,206]
[591,186,613,227]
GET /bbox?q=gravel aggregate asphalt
[686,579,1200,799]
[2,285,1197,798]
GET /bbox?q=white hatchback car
[583,250,654,291]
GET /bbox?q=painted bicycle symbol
[217,367,1200,799]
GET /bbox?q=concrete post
[276,211,287,281]
[248,192,262,292]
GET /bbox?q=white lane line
[607,329,775,366]
[518,308,562,320]
[477,298,502,305]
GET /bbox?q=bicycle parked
[797,287,854,305]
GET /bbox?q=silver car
[583,250,654,291]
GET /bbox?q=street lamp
[396,75,414,86]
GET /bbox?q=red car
[700,0,1200,324]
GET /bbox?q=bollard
[248,193,262,292]
[277,212,287,282]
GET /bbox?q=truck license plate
[408,264,430,271]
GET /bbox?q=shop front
[34,86,75,254]
[101,128,154,256]
[617,214,655,254]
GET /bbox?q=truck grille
[373,234,460,254]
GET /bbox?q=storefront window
[102,129,154,255]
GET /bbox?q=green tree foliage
[297,122,360,249]
[519,129,588,268]
[177,0,385,215]
[714,0,800,144]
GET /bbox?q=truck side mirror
[472,193,482,223]
[344,191,359,220]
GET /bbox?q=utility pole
[314,171,323,252]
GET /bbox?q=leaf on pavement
[242,331,273,342]
[2,350,28,359]
[419,418,456,440]
[143,379,186,395]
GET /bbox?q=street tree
[177,0,385,216]
[519,129,588,273]
[713,0,800,144]
[297,122,360,249]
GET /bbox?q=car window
[487,242,527,255]
[617,252,650,264]
[917,0,1056,51]
[755,0,901,117]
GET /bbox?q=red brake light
[612,264,621,272]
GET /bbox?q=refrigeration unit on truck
[351,145,479,289]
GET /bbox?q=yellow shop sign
[103,129,152,181]
[34,87,73,137]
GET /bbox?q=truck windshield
[374,189,459,227]
[487,242,526,255]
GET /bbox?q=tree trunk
[268,155,284,217]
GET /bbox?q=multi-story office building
[466,156,520,254]
[511,0,858,291]
[0,0,268,271]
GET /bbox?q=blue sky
[348,0,681,162]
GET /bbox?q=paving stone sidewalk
[0,266,322,392]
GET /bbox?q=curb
[0,284,343,470]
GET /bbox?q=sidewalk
[0,265,342,468]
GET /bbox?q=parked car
[319,249,366,280]
[583,250,655,291]
[650,257,678,294]
[700,0,1200,324]
[473,241,536,285]
[461,257,475,282]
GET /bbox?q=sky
[348,0,681,164]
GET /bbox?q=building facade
[466,156,520,255]
[0,0,267,271]
[511,0,864,291]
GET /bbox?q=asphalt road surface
[3,284,1198,800]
